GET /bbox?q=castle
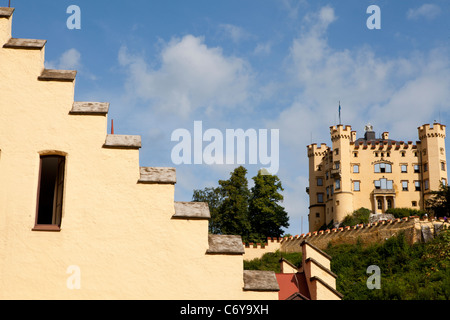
[307,123,447,232]
[0,7,279,299]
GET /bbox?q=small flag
[338,101,341,124]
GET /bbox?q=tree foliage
[341,207,371,227]
[426,183,450,218]
[216,166,252,240]
[248,170,289,242]
[245,230,450,300]
[192,166,289,243]
[386,207,427,219]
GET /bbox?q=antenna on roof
[338,101,342,125]
[9,0,11,7]
[111,119,114,135]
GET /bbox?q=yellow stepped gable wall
[0,8,278,300]
[300,242,341,300]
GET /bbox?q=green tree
[192,187,223,234]
[426,183,450,218]
[248,169,289,242]
[341,207,371,227]
[216,166,252,241]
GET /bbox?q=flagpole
[338,101,341,125]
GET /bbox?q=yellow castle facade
[0,7,279,299]
[307,123,447,232]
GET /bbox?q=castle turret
[329,125,353,224]
[307,143,329,232]
[418,123,447,205]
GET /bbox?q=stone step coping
[103,134,141,149]
[3,38,46,49]
[38,69,77,82]
[138,167,176,184]
[172,201,210,220]
[70,102,109,115]
[243,270,280,292]
[0,7,14,18]
[206,234,244,255]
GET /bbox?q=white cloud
[407,4,441,20]
[46,48,81,70]
[118,35,253,118]
[253,42,272,55]
[45,48,97,80]
[218,24,251,43]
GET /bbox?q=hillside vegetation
[244,229,450,300]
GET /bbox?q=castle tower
[307,143,329,232]
[329,125,354,224]
[418,123,448,205]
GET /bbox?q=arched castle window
[33,154,66,231]
[374,163,392,173]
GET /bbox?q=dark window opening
[34,156,65,230]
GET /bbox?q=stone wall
[243,216,449,259]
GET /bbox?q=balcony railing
[373,188,395,194]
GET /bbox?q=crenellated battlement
[307,143,329,157]
[418,123,446,140]
[330,125,352,141]
[243,217,449,260]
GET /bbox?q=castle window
[402,181,408,191]
[353,152,358,158]
[441,162,446,171]
[412,201,417,207]
[326,187,330,199]
[317,178,323,186]
[440,148,445,155]
[401,151,406,157]
[424,163,428,172]
[374,178,393,190]
[33,155,66,231]
[387,152,390,157]
[335,148,339,155]
[335,179,341,190]
[442,178,447,186]
[326,171,329,180]
[401,165,407,173]
[374,163,392,173]
[353,164,359,173]
[316,212,320,218]
[353,181,360,191]
[317,193,324,203]
[387,199,392,209]
[377,200,382,210]
[414,164,420,173]
[424,179,429,190]
[414,181,421,191]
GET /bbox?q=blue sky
[8,0,450,235]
